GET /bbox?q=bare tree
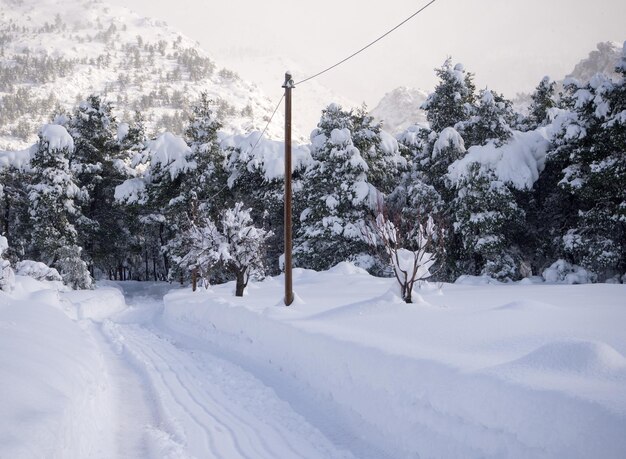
[365,208,441,303]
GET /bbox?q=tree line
[0,50,624,293]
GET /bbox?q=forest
[1,53,624,294]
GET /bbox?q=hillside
[0,0,284,150]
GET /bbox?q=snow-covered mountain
[370,86,428,134]
[0,0,285,150]
[567,41,622,83]
[513,41,623,114]
[213,52,359,142]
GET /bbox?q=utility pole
[283,72,295,306]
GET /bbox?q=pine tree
[421,59,476,132]
[351,105,405,194]
[547,45,626,279]
[294,104,374,270]
[27,124,93,288]
[0,164,30,260]
[525,76,556,130]
[459,89,515,147]
[451,163,525,279]
[67,94,130,276]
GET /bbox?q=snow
[2,266,625,458]
[0,148,32,171]
[117,123,130,142]
[220,131,312,181]
[433,126,465,159]
[114,177,147,204]
[39,124,75,152]
[144,132,195,180]
[447,129,551,190]
[330,128,351,146]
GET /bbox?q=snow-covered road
[95,282,354,459]
[3,273,625,458]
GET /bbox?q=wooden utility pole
[283,72,295,306]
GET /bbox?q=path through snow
[96,282,354,459]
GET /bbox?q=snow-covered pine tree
[421,59,476,133]
[183,92,228,217]
[351,105,405,194]
[451,162,525,280]
[139,131,196,281]
[0,163,30,260]
[166,94,228,282]
[459,89,515,147]
[223,136,287,276]
[294,104,374,271]
[67,94,130,277]
[525,76,556,130]
[424,127,467,195]
[547,43,626,279]
[27,124,93,288]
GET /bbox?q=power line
[295,0,438,86]
[247,94,285,155]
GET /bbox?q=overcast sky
[109,0,625,107]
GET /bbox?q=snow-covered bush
[56,245,93,290]
[15,260,62,282]
[542,259,597,284]
[0,236,15,291]
[365,212,438,303]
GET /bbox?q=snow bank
[447,129,550,189]
[161,268,626,458]
[62,286,127,322]
[0,278,114,458]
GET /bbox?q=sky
[108,0,626,108]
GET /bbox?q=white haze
[106,0,625,108]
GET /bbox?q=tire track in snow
[102,283,354,459]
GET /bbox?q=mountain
[513,41,623,114]
[370,86,428,135]
[211,52,359,142]
[0,0,284,150]
[567,41,622,83]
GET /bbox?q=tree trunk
[235,270,246,297]
[192,268,197,292]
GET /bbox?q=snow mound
[455,274,502,285]
[506,340,626,375]
[327,261,369,276]
[542,259,597,284]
